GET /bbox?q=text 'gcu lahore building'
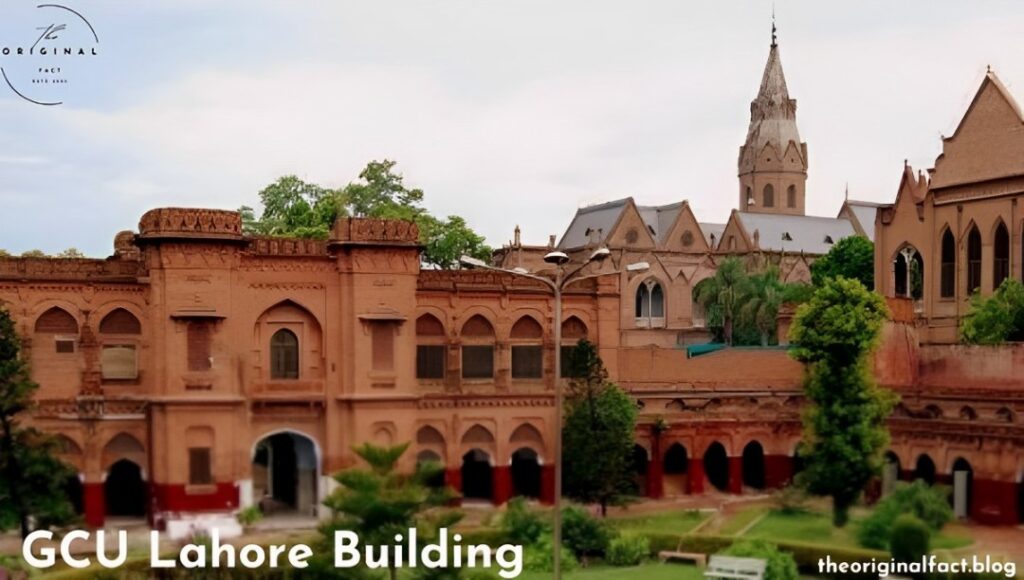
[2,34,1024,529]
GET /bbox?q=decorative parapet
[246,237,329,257]
[416,269,596,293]
[0,257,144,281]
[331,218,420,246]
[137,208,244,242]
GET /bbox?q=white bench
[704,555,767,580]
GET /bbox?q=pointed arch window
[894,246,923,300]
[994,221,1009,288]
[940,228,955,298]
[763,184,775,208]
[967,226,982,294]
[270,329,299,379]
[786,185,796,208]
[510,316,543,380]
[635,279,665,327]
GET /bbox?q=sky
[0,0,1023,256]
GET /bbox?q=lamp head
[588,247,611,262]
[543,251,570,266]
[625,261,650,273]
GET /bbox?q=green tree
[0,307,75,538]
[810,235,874,289]
[19,250,45,258]
[241,161,492,268]
[55,248,86,259]
[0,250,11,258]
[740,266,786,346]
[961,278,1024,344]
[789,277,895,526]
[562,340,638,515]
[694,257,750,345]
[320,442,460,580]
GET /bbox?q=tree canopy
[241,160,492,268]
[810,235,875,289]
[789,277,894,526]
[961,278,1024,344]
[0,307,76,537]
[561,340,638,515]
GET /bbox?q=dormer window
[824,235,834,244]
[782,232,793,242]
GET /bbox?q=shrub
[561,505,615,559]
[889,514,930,563]
[720,539,798,580]
[605,535,650,566]
[523,532,578,573]
[857,481,952,549]
[500,498,547,544]
[773,485,809,514]
[236,505,264,528]
[961,278,1024,343]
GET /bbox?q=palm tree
[740,266,786,346]
[694,258,750,345]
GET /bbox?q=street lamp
[460,246,645,579]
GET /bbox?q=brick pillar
[764,455,793,489]
[646,456,664,499]
[540,464,555,505]
[688,458,704,494]
[445,468,462,506]
[728,456,743,495]
[971,479,1019,525]
[84,482,105,528]
[493,466,512,505]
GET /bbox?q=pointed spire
[771,4,777,47]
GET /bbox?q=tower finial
[844,182,849,201]
[771,4,777,47]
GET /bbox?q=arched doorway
[631,444,649,495]
[64,475,84,515]
[663,443,688,496]
[883,452,901,496]
[511,448,541,499]
[461,449,493,501]
[703,442,729,492]
[252,432,319,516]
[742,442,766,490]
[952,458,973,519]
[914,454,936,485]
[105,460,146,517]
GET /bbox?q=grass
[745,509,973,551]
[520,561,704,580]
[608,510,708,536]
[718,506,768,536]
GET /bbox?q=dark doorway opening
[105,460,146,517]
[416,451,446,488]
[631,444,649,495]
[461,449,493,501]
[703,442,729,492]
[511,448,541,499]
[252,432,318,515]
[663,443,688,495]
[742,442,766,489]
[914,454,936,485]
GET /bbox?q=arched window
[786,185,796,208]
[35,307,78,353]
[461,315,495,379]
[635,280,665,327]
[99,308,142,380]
[940,228,955,298]
[894,246,923,300]
[745,186,752,207]
[270,329,299,379]
[560,316,588,378]
[99,309,141,335]
[967,226,982,294]
[994,221,1009,288]
[510,316,543,380]
[416,314,446,380]
[763,184,775,208]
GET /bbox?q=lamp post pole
[459,250,644,580]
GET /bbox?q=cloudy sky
[0,1,1022,256]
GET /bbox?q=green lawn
[608,510,709,536]
[718,506,768,536]
[745,510,972,551]
[520,561,704,580]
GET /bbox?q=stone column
[83,480,105,528]
[645,456,664,499]
[728,457,743,495]
[688,458,704,494]
[493,466,512,505]
[540,464,555,505]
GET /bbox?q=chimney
[548,235,556,249]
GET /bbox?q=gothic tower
[738,27,808,215]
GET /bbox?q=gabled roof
[699,222,726,249]
[558,197,707,250]
[839,199,883,241]
[732,212,856,254]
[946,69,1024,143]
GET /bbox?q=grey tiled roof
[558,199,629,249]
[736,212,855,255]
[844,201,882,241]
[699,222,726,249]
